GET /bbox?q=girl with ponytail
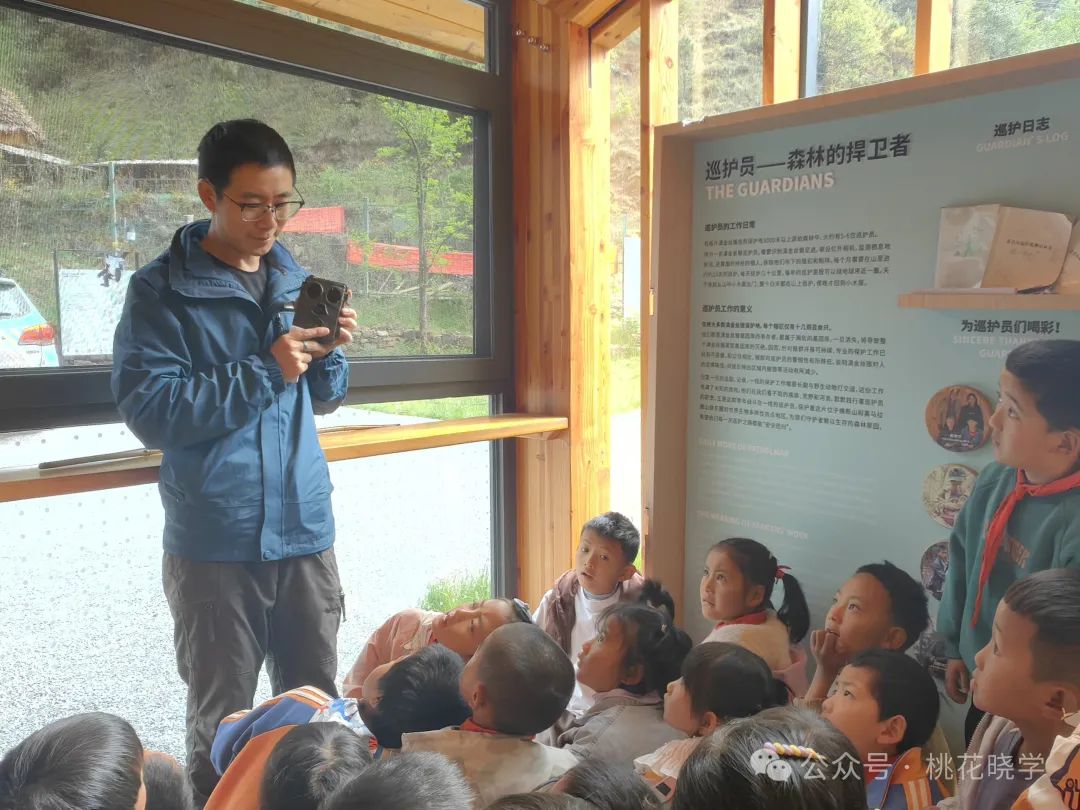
[700,538,811,695]
[543,582,693,764]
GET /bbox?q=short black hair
[638,578,676,623]
[143,754,196,810]
[855,561,930,651]
[673,707,868,810]
[322,752,473,810]
[583,512,640,565]
[197,119,295,193]
[683,643,790,719]
[599,600,692,695]
[476,623,575,735]
[486,795,593,810]
[847,650,940,752]
[1006,340,1080,431]
[559,759,660,810]
[363,644,471,749]
[261,723,371,810]
[0,712,143,810]
[1004,568,1080,682]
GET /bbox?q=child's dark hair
[261,723,371,810]
[559,758,661,810]
[847,650,940,752]
[197,119,295,192]
[486,795,593,809]
[476,623,576,735]
[638,578,676,622]
[683,643,791,720]
[710,538,810,643]
[0,712,143,810]
[1004,568,1080,681]
[361,644,471,748]
[1006,339,1080,432]
[143,753,196,810]
[583,511,640,565]
[673,707,868,810]
[599,596,692,695]
[323,752,473,810]
[855,561,930,651]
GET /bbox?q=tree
[378,98,472,351]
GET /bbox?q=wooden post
[763,0,802,104]
[513,0,612,605]
[915,0,953,75]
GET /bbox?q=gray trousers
[163,549,343,803]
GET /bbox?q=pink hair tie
[774,565,791,582]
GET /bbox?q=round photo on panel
[924,385,994,452]
[922,464,978,529]
[920,540,950,601]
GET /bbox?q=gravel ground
[0,409,642,760]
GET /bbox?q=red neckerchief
[460,718,535,740]
[972,467,1080,625]
[715,610,768,630]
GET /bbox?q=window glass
[951,0,1080,68]
[0,396,492,756]
[0,5,477,372]
[609,31,643,535]
[813,0,916,95]
[678,0,765,120]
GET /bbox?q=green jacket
[937,462,1080,670]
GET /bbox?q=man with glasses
[112,119,356,804]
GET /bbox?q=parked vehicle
[0,277,59,369]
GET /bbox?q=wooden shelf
[899,291,1080,310]
[0,414,568,503]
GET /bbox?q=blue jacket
[111,221,348,562]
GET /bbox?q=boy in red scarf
[938,340,1080,744]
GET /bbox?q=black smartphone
[292,276,348,345]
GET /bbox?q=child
[486,796,591,810]
[699,537,810,693]
[821,649,947,809]
[260,724,372,810]
[940,569,1080,810]
[672,706,869,810]
[323,752,474,810]
[144,752,197,810]
[0,712,145,809]
[803,561,930,703]
[557,759,661,809]
[938,341,1080,743]
[545,598,693,763]
[208,646,470,808]
[401,622,579,806]
[533,512,645,715]
[343,597,532,698]
[635,642,790,799]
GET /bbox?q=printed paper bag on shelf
[981,207,1072,291]
[935,205,998,289]
[1053,220,1080,295]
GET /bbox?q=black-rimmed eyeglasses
[221,190,305,222]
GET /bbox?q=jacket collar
[166,220,306,302]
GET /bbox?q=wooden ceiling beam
[591,0,640,52]
[534,0,624,28]
[261,0,486,63]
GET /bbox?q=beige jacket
[401,727,579,808]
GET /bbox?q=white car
[0,277,59,369]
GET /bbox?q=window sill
[0,414,567,503]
